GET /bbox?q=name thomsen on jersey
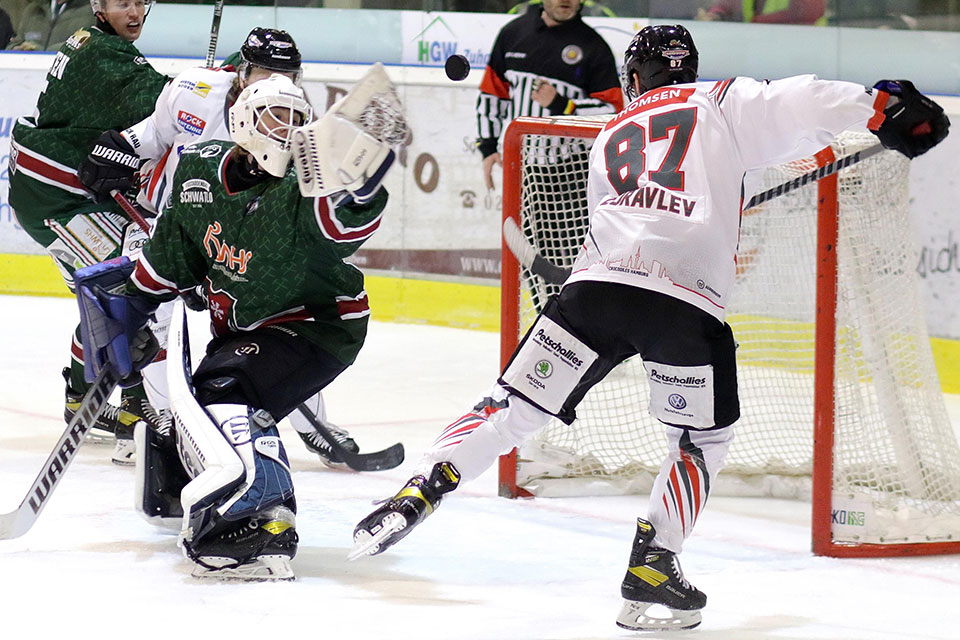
[601,183,699,220]
[534,328,584,368]
[606,87,696,129]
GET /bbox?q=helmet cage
[229,75,313,177]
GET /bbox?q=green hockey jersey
[129,142,389,366]
[8,25,167,235]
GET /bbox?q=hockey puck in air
[444,54,470,81]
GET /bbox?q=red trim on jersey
[14,147,85,191]
[131,259,179,296]
[71,336,84,361]
[590,86,625,113]
[672,282,725,309]
[146,147,173,203]
[867,90,890,131]
[336,293,369,319]
[479,66,511,99]
[257,309,314,328]
[314,198,382,243]
[604,87,696,130]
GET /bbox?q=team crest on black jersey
[180,178,214,205]
[561,45,583,65]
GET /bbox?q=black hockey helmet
[240,28,303,83]
[622,25,698,100]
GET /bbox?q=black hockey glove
[78,130,142,200]
[872,80,950,159]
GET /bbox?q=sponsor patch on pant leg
[500,314,598,415]
[643,361,714,428]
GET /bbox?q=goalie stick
[506,142,886,286]
[294,404,405,472]
[0,366,120,540]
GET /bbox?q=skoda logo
[535,360,553,378]
[696,279,705,289]
[668,393,687,410]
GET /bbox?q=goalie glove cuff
[872,79,950,159]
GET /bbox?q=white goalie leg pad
[420,384,553,483]
[167,298,245,544]
[293,62,407,198]
[500,312,598,416]
[647,426,734,553]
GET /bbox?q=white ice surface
[1,294,959,640]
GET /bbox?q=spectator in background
[476,0,623,190]
[508,0,616,17]
[697,0,826,24]
[6,0,93,50]
[0,6,14,48]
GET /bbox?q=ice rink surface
[2,294,959,640]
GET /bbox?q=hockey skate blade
[348,511,406,561]
[191,555,295,582]
[615,599,702,631]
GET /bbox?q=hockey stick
[111,190,151,234]
[204,0,225,69]
[294,405,405,472]
[505,143,887,287]
[744,142,884,209]
[0,366,120,540]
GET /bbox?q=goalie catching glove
[78,130,142,200]
[872,80,950,159]
[293,62,408,202]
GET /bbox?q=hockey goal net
[498,115,960,557]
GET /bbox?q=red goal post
[498,115,960,558]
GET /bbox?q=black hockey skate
[112,395,171,466]
[62,367,139,444]
[616,518,707,632]
[349,461,461,560]
[296,421,359,468]
[185,505,299,581]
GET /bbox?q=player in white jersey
[351,24,949,631]
[77,29,360,470]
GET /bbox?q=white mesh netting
[508,121,960,546]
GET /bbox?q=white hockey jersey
[122,66,236,214]
[566,75,888,322]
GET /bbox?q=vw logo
[668,393,687,410]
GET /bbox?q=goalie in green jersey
[75,69,407,580]
[7,0,169,462]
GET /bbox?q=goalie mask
[622,24,698,100]
[240,28,303,86]
[229,74,313,178]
